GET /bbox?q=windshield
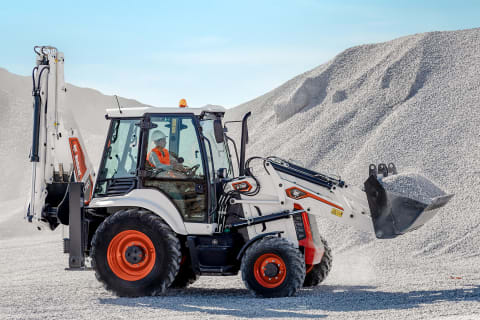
[95,119,140,195]
[200,119,233,180]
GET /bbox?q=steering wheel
[185,164,200,177]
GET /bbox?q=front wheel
[91,209,181,297]
[241,236,305,298]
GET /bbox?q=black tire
[91,208,181,297]
[169,255,198,288]
[241,236,305,298]
[303,237,332,287]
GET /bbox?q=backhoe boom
[27,46,94,230]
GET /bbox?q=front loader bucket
[364,175,453,239]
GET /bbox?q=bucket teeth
[378,163,388,177]
[387,163,397,175]
[369,162,397,178]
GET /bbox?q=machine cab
[93,106,234,224]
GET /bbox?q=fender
[236,231,284,260]
[88,189,187,235]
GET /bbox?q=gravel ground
[0,233,479,320]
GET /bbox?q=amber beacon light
[179,99,188,108]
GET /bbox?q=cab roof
[106,105,226,118]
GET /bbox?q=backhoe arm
[27,46,95,230]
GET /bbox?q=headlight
[232,181,252,192]
[286,187,307,199]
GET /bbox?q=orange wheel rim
[107,230,156,281]
[253,253,287,288]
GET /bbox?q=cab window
[200,119,233,180]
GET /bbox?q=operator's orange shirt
[147,147,171,167]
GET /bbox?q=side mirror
[217,168,228,179]
[213,119,224,143]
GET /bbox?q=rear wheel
[91,209,181,297]
[303,237,332,287]
[241,236,305,298]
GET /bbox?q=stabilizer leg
[67,182,85,269]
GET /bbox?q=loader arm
[27,46,95,230]
[268,157,453,239]
[223,156,452,240]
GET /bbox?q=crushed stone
[380,172,447,204]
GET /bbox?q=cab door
[140,114,209,223]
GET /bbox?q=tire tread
[241,236,305,298]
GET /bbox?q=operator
[147,130,171,168]
[147,130,189,177]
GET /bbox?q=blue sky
[1,0,479,108]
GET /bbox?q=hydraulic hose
[30,66,49,162]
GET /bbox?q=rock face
[226,28,480,257]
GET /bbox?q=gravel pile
[2,29,478,258]
[226,27,480,258]
[380,172,447,205]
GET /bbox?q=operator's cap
[152,130,168,141]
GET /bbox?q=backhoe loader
[26,46,453,297]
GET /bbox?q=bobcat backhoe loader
[26,46,453,297]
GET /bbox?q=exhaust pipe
[364,165,453,239]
